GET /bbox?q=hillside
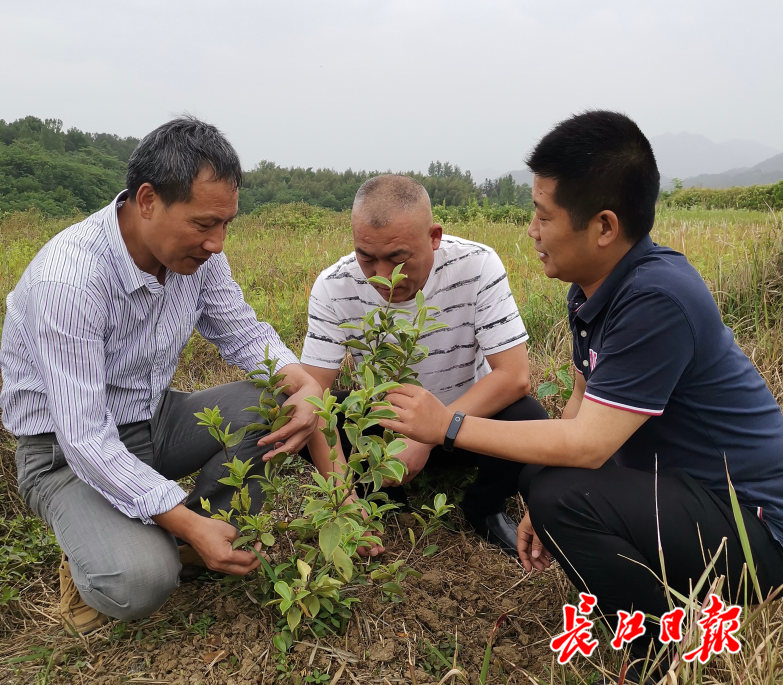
[0,117,137,216]
[682,152,783,189]
[0,117,532,217]
[650,132,778,179]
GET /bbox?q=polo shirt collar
[571,235,654,323]
[105,190,154,295]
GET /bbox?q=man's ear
[430,223,443,250]
[591,210,621,248]
[135,183,158,221]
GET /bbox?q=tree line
[0,116,533,217]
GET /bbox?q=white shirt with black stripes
[301,235,528,405]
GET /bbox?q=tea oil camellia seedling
[194,265,453,651]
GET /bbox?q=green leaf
[287,605,302,632]
[232,535,255,550]
[422,544,438,557]
[225,426,247,448]
[536,381,560,398]
[273,634,288,653]
[343,339,372,351]
[331,546,354,581]
[415,290,425,310]
[274,581,292,601]
[368,275,392,289]
[385,439,408,456]
[319,522,340,561]
[371,381,403,396]
[261,532,276,547]
[381,581,405,596]
[408,528,416,547]
[253,549,278,582]
[303,594,320,619]
[434,493,447,511]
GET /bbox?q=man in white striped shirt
[298,175,548,554]
[0,118,321,632]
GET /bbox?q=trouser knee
[76,544,181,621]
[526,466,590,536]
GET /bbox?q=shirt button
[583,360,589,367]
[580,330,587,337]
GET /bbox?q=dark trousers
[520,460,783,659]
[300,393,548,527]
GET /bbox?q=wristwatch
[443,411,466,452]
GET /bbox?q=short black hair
[526,111,660,243]
[126,116,243,206]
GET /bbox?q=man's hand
[383,439,432,487]
[153,505,267,576]
[517,511,553,572]
[379,385,451,446]
[258,364,321,459]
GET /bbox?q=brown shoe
[178,544,207,568]
[178,544,209,581]
[59,554,109,634]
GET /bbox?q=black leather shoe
[478,512,519,558]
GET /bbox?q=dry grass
[0,203,781,684]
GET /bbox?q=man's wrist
[442,411,466,451]
[152,504,200,542]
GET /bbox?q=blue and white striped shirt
[0,192,298,524]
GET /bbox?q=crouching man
[298,174,548,553]
[0,118,321,633]
[376,112,783,682]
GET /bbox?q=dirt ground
[0,484,575,685]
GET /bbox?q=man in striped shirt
[299,175,548,552]
[0,118,321,632]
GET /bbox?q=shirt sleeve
[584,291,695,415]
[299,274,347,369]
[196,253,299,372]
[26,281,187,524]
[474,249,529,355]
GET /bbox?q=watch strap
[443,411,466,452]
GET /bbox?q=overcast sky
[1,0,781,179]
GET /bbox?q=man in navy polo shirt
[378,111,783,678]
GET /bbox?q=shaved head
[350,175,442,303]
[352,174,432,229]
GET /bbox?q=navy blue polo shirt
[569,235,783,545]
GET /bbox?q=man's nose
[527,219,539,240]
[374,263,394,280]
[203,226,226,254]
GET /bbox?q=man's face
[527,175,592,284]
[140,168,238,275]
[352,205,442,303]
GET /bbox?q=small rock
[418,607,441,632]
[493,642,524,668]
[420,572,442,593]
[368,642,395,662]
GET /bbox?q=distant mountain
[651,133,778,179]
[682,153,783,189]
[505,138,781,193]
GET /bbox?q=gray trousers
[15,381,274,621]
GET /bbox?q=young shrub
[194,265,453,649]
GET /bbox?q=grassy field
[0,203,782,684]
